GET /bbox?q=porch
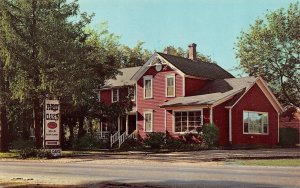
[97,113,137,148]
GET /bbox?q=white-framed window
[128,86,135,101]
[166,74,175,97]
[243,111,268,134]
[144,110,153,132]
[174,110,203,133]
[111,88,119,102]
[143,75,153,99]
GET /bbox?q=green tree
[235,3,300,107]
[0,0,12,152]
[120,41,152,67]
[0,0,94,148]
[163,45,216,63]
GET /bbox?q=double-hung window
[112,88,119,102]
[143,75,153,99]
[128,87,135,101]
[174,111,203,133]
[166,74,175,97]
[144,110,153,132]
[243,111,268,134]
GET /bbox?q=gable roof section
[131,52,234,81]
[161,77,256,108]
[102,66,141,89]
[157,53,234,79]
[226,77,284,113]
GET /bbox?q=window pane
[167,87,174,96]
[175,121,181,132]
[112,89,118,102]
[145,79,152,98]
[243,111,268,134]
[145,113,152,132]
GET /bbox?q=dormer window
[166,74,175,97]
[128,87,135,101]
[112,88,119,102]
[143,75,153,99]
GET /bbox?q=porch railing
[96,131,110,140]
[110,131,120,148]
[118,131,128,148]
[127,130,137,140]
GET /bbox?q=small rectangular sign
[44,99,60,145]
[45,141,60,145]
[50,149,62,157]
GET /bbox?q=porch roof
[161,77,256,108]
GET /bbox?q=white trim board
[131,53,186,81]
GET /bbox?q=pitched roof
[102,66,141,89]
[157,52,234,79]
[161,77,256,107]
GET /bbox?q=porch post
[118,116,120,133]
[100,121,103,138]
[126,115,129,134]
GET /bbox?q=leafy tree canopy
[235,2,300,107]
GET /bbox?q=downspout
[278,112,280,144]
[229,108,232,144]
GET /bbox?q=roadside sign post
[43,98,61,157]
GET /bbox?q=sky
[77,0,298,76]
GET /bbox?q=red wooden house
[98,43,283,147]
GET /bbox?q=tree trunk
[77,116,85,139]
[33,98,42,149]
[0,60,9,152]
[68,123,74,146]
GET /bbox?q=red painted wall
[100,90,111,105]
[231,84,278,146]
[185,77,207,96]
[137,66,183,138]
[213,102,230,146]
[100,87,136,105]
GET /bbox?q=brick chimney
[188,43,197,61]
[163,47,170,54]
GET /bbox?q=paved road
[0,160,299,188]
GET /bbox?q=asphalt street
[0,160,299,187]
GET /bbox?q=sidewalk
[61,148,300,163]
[1,148,299,163]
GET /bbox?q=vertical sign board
[44,99,60,148]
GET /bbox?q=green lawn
[236,159,300,167]
[0,150,19,158]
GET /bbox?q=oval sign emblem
[47,122,57,129]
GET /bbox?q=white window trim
[243,110,269,135]
[111,88,119,103]
[128,87,135,101]
[172,109,203,134]
[143,75,153,99]
[144,110,153,132]
[165,74,176,98]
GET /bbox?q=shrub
[202,123,219,147]
[72,135,109,150]
[144,132,165,149]
[19,149,52,159]
[279,128,299,147]
[119,137,144,151]
[165,139,184,150]
[11,138,35,150]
